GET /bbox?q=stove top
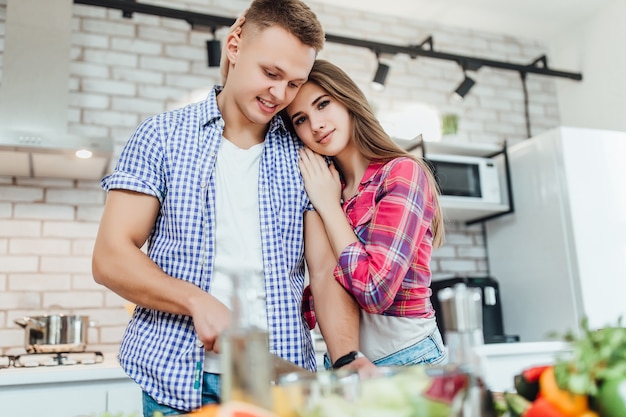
[0,351,104,368]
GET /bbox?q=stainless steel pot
[14,314,92,353]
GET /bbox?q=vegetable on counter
[507,317,626,417]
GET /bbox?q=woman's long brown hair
[285,59,445,247]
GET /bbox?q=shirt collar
[360,160,385,186]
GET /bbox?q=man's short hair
[245,0,325,53]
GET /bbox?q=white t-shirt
[204,137,267,373]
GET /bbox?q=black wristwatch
[332,351,365,369]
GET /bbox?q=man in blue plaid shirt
[92,1,325,415]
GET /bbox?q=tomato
[596,377,626,417]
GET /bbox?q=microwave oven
[426,154,501,204]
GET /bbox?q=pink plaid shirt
[304,157,436,328]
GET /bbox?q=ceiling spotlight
[453,73,476,100]
[371,60,390,91]
[206,39,221,68]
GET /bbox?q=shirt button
[200,181,207,188]
[196,339,204,348]
[210,151,216,157]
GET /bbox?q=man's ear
[220,30,241,85]
[224,31,241,65]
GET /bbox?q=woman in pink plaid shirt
[284,59,448,372]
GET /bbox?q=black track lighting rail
[73,0,583,81]
[326,34,581,80]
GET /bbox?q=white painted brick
[0,203,10,218]
[457,246,488,258]
[0,292,40,309]
[73,274,102,290]
[165,44,205,61]
[82,78,137,96]
[99,325,128,344]
[140,55,190,73]
[83,109,140,128]
[432,245,456,258]
[111,96,165,115]
[81,307,129,326]
[42,222,99,239]
[43,291,104,309]
[9,274,71,291]
[71,61,110,79]
[68,123,110,139]
[0,329,23,348]
[73,4,108,19]
[76,180,103,190]
[0,186,44,202]
[138,26,187,44]
[10,238,71,256]
[112,67,164,85]
[0,220,41,238]
[165,73,213,90]
[46,188,104,205]
[72,32,109,49]
[76,205,104,222]
[0,239,7,254]
[0,177,12,185]
[72,239,95,256]
[442,232,475,245]
[476,259,489,273]
[439,259,480,273]
[14,203,74,220]
[111,37,162,55]
[69,92,110,110]
[1,256,39,272]
[139,84,190,101]
[82,18,135,38]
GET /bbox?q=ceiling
[315,0,615,42]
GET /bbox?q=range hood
[0,0,112,180]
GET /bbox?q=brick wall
[0,0,560,354]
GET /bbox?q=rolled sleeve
[102,117,166,203]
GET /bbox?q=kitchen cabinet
[485,127,626,342]
[0,356,142,417]
[408,138,513,224]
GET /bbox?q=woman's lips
[318,130,334,145]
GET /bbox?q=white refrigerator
[485,126,626,341]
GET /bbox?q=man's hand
[189,294,232,353]
[220,10,247,85]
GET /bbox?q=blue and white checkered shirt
[102,86,315,411]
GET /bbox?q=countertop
[0,353,130,387]
[0,342,571,390]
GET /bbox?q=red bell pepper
[522,365,551,383]
[524,397,567,417]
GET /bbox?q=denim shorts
[142,372,221,417]
[324,327,448,369]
